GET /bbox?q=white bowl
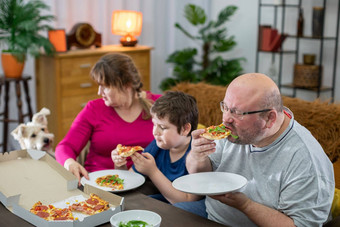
[110,210,162,227]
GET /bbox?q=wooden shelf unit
[255,0,340,101]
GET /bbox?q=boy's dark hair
[151,91,199,135]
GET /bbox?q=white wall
[1,0,340,151]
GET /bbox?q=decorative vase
[303,54,316,65]
[297,8,304,37]
[312,7,324,38]
[1,52,25,78]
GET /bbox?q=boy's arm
[132,152,202,203]
[148,168,203,204]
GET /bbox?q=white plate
[172,172,247,196]
[81,169,145,192]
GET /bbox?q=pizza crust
[200,132,229,140]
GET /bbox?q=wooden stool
[0,75,33,152]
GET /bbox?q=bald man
[183,73,334,226]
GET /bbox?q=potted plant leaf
[0,0,55,78]
[160,4,245,91]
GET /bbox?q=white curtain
[1,0,228,151]
[44,0,214,93]
[2,0,339,151]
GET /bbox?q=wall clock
[66,23,101,49]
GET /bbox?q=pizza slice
[30,194,109,220]
[30,201,74,221]
[200,124,234,140]
[95,174,124,190]
[116,144,144,157]
[49,206,74,221]
[69,193,110,216]
[30,201,51,220]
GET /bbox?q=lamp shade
[112,10,142,46]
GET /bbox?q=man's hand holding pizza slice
[187,125,238,173]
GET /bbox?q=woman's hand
[131,152,157,176]
[64,158,89,186]
[111,149,127,169]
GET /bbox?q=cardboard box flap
[0,150,124,227]
[27,149,46,160]
[0,191,20,208]
[0,150,79,209]
[0,149,28,161]
[40,152,78,190]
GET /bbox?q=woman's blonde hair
[90,53,153,119]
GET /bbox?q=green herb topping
[118,220,152,227]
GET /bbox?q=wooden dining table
[0,179,226,227]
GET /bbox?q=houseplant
[160,4,245,91]
[0,0,55,78]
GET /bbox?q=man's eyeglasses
[220,101,272,120]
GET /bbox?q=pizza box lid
[0,149,124,227]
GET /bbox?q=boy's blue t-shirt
[132,139,191,182]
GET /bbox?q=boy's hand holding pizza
[111,149,127,169]
[111,144,144,169]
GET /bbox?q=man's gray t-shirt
[207,108,334,227]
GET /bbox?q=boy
[112,91,201,204]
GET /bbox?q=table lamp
[112,10,143,47]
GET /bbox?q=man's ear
[181,123,192,136]
[265,111,277,128]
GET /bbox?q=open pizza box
[0,149,124,227]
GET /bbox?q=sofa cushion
[282,96,340,163]
[170,82,226,128]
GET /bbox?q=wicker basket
[293,64,322,88]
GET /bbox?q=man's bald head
[226,73,283,112]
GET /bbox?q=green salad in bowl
[118,220,152,227]
[110,210,161,227]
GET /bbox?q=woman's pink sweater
[55,92,161,172]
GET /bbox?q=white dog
[11,108,55,156]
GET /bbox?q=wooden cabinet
[35,45,152,145]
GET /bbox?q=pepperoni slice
[35,205,49,211]
[94,204,105,210]
[36,211,49,218]
[86,198,99,205]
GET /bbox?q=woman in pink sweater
[55,53,161,184]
